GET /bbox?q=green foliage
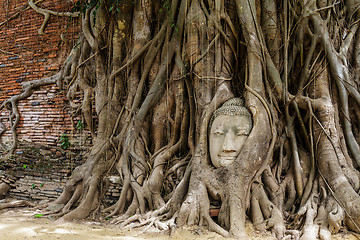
[59,133,70,150]
[31,183,44,189]
[108,0,122,13]
[109,0,138,14]
[92,1,101,26]
[71,0,98,14]
[159,0,170,13]
[34,214,43,218]
[159,0,178,32]
[76,120,84,130]
[70,0,128,25]
[22,164,27,169]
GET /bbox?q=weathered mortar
[0,142,82,200]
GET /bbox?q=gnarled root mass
[2,0,360,239]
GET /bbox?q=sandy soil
[0,207,358,240]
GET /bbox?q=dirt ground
[0,207,358,240]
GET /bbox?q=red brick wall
[0,0,83,148]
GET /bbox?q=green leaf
[76,120,83,130]
[40,183,44,187]
[60,133,70,149]
[34,214,43,218]
[109,6,113,12]
[23,164,27,169]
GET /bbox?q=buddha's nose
[222,132,236,152]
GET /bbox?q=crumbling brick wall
[0,143,120,204]
[0,0,82,148]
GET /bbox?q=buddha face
[209,114,252,168]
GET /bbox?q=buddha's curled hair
[209,98,252,131]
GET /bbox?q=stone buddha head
[209,98,252,168]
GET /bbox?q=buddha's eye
[236,129,249,136]
[237,133,249,137]
[214,130,224,135]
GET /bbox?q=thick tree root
[293,178,345,240]
[0,200,35,210]
[109,203,176,233]
[41,144,111,221]
[250,182,285,239]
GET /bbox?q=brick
[9,56,20,60]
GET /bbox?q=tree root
[119,212,175,232]
[0,200,35,210]
[40,143,111,221]
[293,178,347,240]
[109,202,176,234]
[250,182,285,240]
[297,193,319,240]
[328,201,344,234]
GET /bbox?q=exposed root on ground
[0,200,35,210]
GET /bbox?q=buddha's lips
[218,156,236,161]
